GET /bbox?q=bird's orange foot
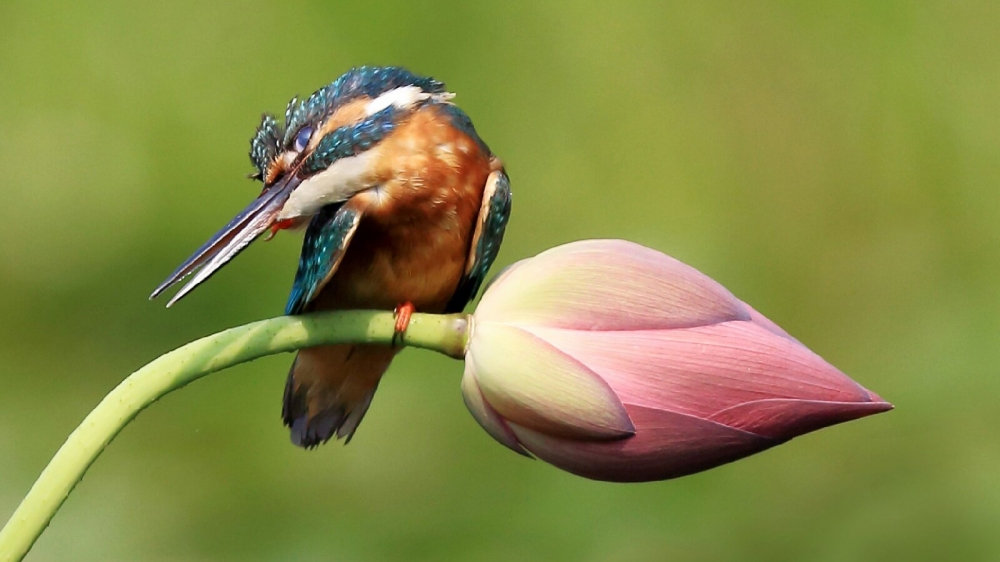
[265,218,299,241]
[393,302,415,346]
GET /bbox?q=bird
[150,66,511,448]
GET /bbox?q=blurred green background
[1,1,997,560]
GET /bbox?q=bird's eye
[294,127,313,152]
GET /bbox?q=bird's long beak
[150,174,302,306]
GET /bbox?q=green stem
[0,310,470,562]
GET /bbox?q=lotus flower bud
[463,240,891,482]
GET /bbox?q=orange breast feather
[309,105,492,312]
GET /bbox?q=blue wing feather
[446,170,512,312]
[285,204,362,315]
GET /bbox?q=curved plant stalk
[0,310,470,562]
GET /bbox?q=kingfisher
[151,66,511,448]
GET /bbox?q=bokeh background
[1,1,998,560]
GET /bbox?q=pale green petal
[468,322,634,440]
[461,362,529,456]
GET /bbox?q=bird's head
[151,66,454,305]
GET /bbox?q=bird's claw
[392,302,415,346]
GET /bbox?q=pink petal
[709,398,891,440]
[527,321,875,424]
[510,405,778,482]
[742,302,800,344]
[476,240,749,331]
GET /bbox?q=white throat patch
[277,148,380,220]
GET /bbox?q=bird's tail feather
[282,343,398,448]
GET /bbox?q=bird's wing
[285,203,363,315]
[446,168,512,312]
